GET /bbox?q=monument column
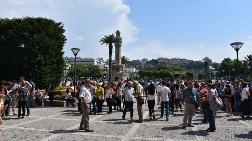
[114,30,122,72]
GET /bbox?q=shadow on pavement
[62,109,79,113]
[49,129,80,134]
[3,117,20,120]
[227,118,240,121]
[172,113,184,117]
[102,118,124,122]
[161,126,181,131]
[61,112,81,116]
[61,109,81,116]
[234,131,252,139]
[113,121,133,125]
[182,130,208,137]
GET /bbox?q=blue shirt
[183,88,197,104]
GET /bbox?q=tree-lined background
[0,17,66,89]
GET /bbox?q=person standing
[134,81,144,123]
[205,83,216,132]
[240,83,251,119]
[122,81,134,120]
[169,80,176,115]
[199,83,208,124]
[95,83,104,113]
[146,81,156,120]
[224,85,233,117]
[182,81,197,129]
[115,82,123,111]
[159,80,171,121]
[79,81,93,132]
[16,81,29,118]
[105,84,113,114]
[0,85,6,134]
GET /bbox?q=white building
[65,57,98,68]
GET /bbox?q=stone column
[114,30,122,72]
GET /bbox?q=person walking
[182,81,197,129]
[79,81,93,132]
[134,81,144,123]
[159,80,171,121]
[122,81,134,120]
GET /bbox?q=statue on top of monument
[115,30,122,46]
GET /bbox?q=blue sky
[1,0,252,62]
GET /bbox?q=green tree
[86,65,104,79]
[121,56,129,65]
[0,17,66,89]
[100,34,115,82]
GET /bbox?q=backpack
[210,94,223,111]
[19,88,28,101]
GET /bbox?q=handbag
[210,95,223,111]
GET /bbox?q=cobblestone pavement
[1,105,252,141]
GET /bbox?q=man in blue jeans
[159,81,171,121]
[122,81,135,120]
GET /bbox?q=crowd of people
[61,78,252,132]
[1,77,252,134]
[0,77,47,134]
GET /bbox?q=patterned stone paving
[1,105,252,141]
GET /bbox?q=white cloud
[0,0,139,59]
[97,0,138,44]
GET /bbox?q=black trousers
[201,102,208,122]
[18,100,27,117]
[148,100,155,117]
[4,99,10,116]
[115,96,122,110]
[106,98,112,113]
[123,101,134,118]
[241,99,251,116]
[169,98,174,114]
[97,99,104,113]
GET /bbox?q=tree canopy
[0,17,66,88]
[67,64,104,79]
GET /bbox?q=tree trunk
[108,43,113,82]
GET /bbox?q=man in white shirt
[79,80,93,132]
[122,81,134,120]
[159,80,171,121]
[241,83,251,119]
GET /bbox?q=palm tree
[121,56,129,65]
[100,34,115,82]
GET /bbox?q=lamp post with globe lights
[230,42,243,79]
[71,48,80,96]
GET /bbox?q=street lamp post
[71,48,80,98]
[230,42,243,79]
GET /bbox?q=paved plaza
[1,105,252,141]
